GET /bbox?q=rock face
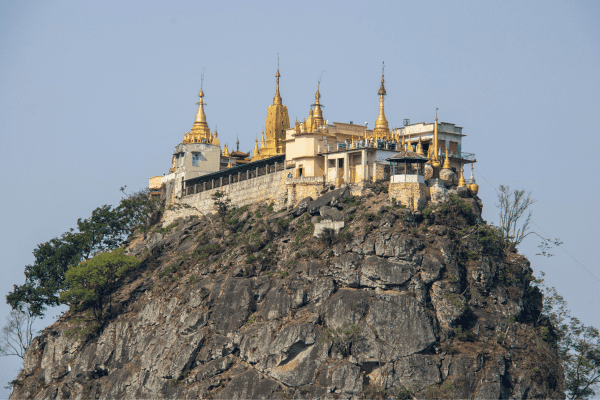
[10,188,564,400]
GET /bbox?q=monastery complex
[149,66,480,224]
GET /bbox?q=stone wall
[162,170,289,225]
[389,182,430,211]
[286,176,325,207]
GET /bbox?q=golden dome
[212,129,221,146]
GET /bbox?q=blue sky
[1,0,599,395]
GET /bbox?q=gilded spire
[260,131,266,149]
[236,135,240,151]
[273,69,282,105]
[373,62,390,140]
[195,86,207,123]
[442,145,451,170]
[227,157,232,168]
[458,164,466,187]
[212,128,220,146]
[188,73,212,144]
[431,109,441,168]
[253,138,260,159]
[263,62,290,156]
[312,83,324,122]
[416,137,425,155]
[223,144,230,157]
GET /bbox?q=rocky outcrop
[10,187,564,400]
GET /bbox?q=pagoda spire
[273,69,282,105]
[431,109,441,168]
[373,62,390,140]
[195,86,207,123]
[187,71,212,144]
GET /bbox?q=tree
[0,308,37,359]
[212,190,231,220]
[496,184,536,246]
[537,276,600,399]
[7,188,160,316]
[59,249,140,321]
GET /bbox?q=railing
[182,156,289,197]
[438,151,476,161]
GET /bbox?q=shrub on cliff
[7,188,158,317]
[59,249,140,321]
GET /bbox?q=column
[362,149,367,184]
[344,152,350,185]
[324,154,329,183]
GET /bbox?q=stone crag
[11,185,564,399]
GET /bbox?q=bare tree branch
[0,308,38,359]
[496,185,536,246]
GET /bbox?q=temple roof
[386,150,429,162]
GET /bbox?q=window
[192,153,200,166]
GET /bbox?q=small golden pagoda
[304,84,325,133]
[458,164,466,187]
[371,62,392,141]
[185,84,212,144]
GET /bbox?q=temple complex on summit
[150,63,479,215]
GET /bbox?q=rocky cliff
[11,185,564,399]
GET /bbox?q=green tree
[212,190,231,219]
[538,276,600,399]
[59,249,140,321]
[7,188,160,316]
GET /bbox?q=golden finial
[378,61,386,96]
[223,144,230,157]
[253,137,260,158]
[458,164,466,187]
[236,135,240,151]
[401,130,406,149]
[212,128,220,146]
[312,73,324,123]
[273,59,282,105]
[442,145,451,170]
[416,137,425,155]
[431,108,441,168]
[195,70,207,123]
[227,157,232,168]
[294,119,300,134]
[260,131,266,149]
